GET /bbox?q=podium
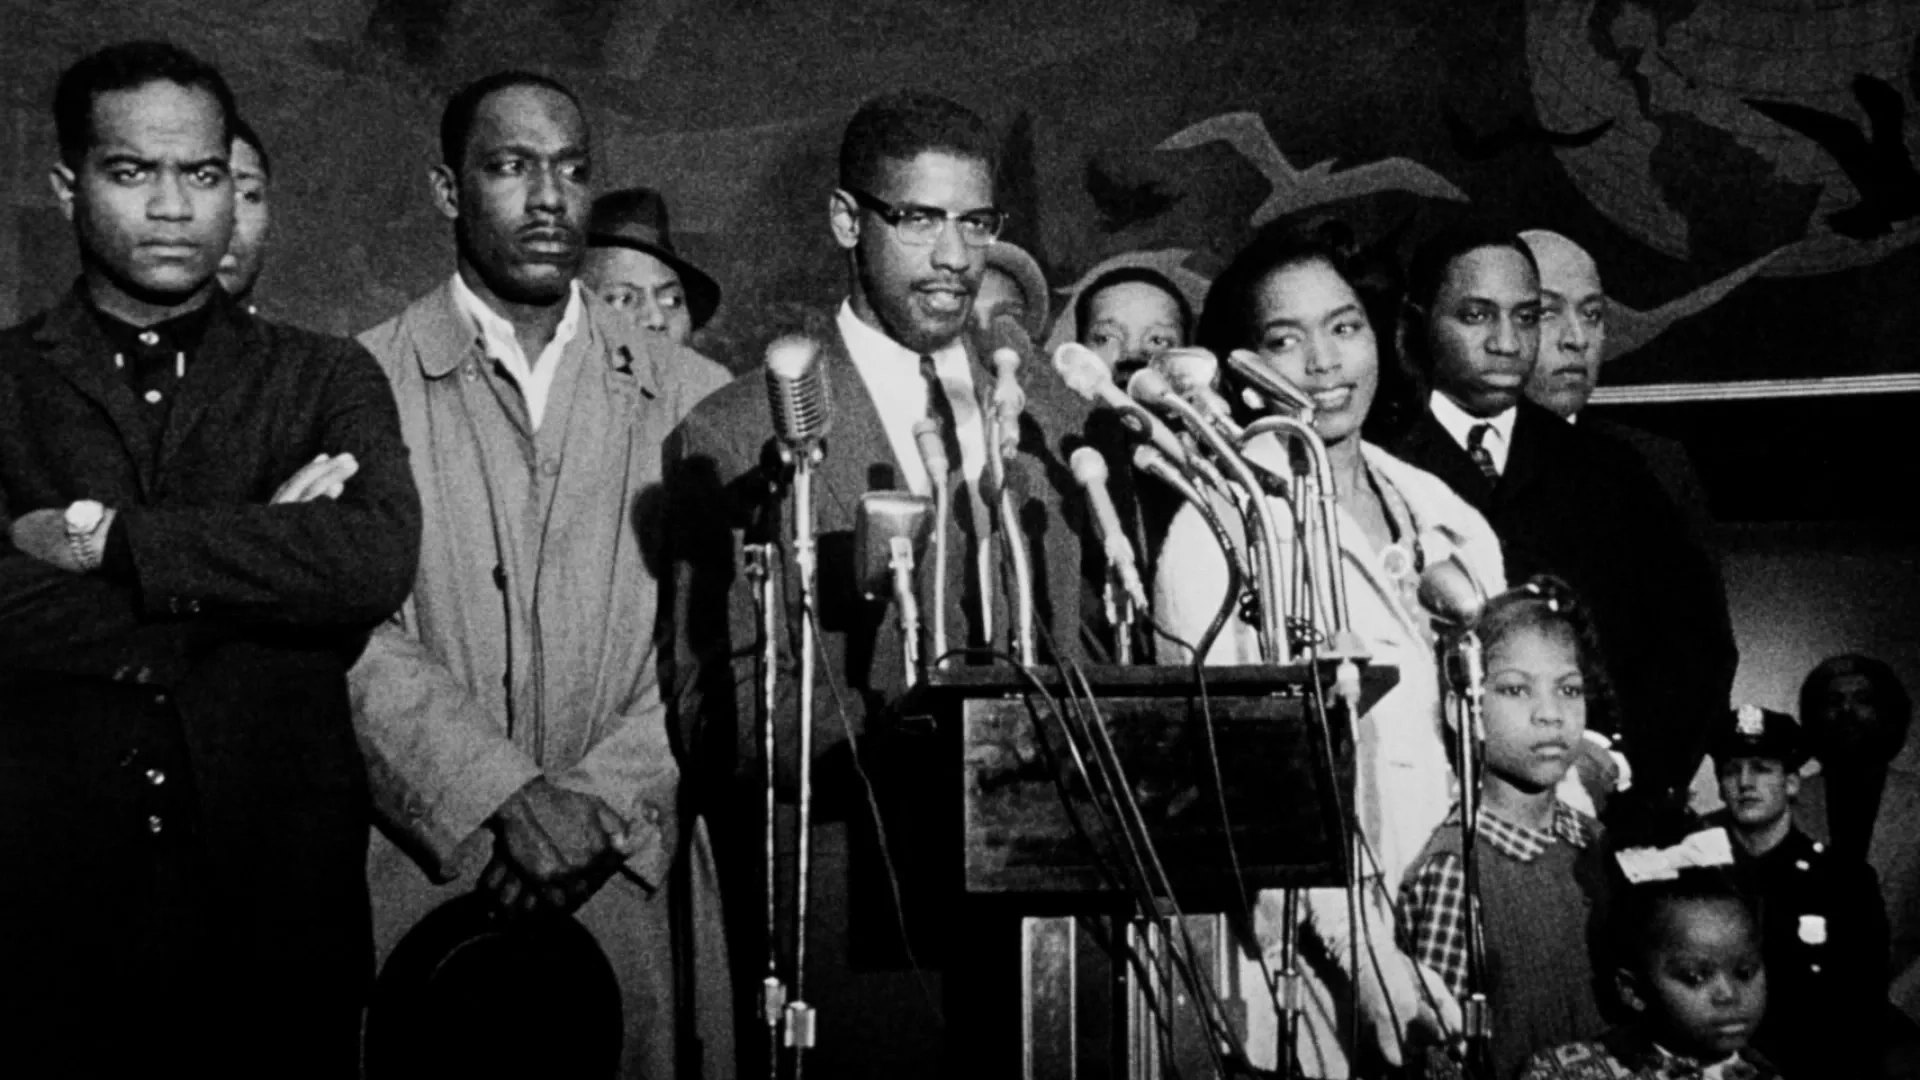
[859,661,1397,1078]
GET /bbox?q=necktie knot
[1466,422,1499,480]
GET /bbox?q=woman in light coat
[1152,224,1505,1077]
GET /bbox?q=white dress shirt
[450,272,585,432]
[836,300,986,493]
[1429,390,1517,476]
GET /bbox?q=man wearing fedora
[349,71,729,1078]
[584,187,730,365]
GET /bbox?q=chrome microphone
[1156,347,1245,441]
[855,492,934,685]
[765,335,832,461]
[913,419,953,667]
[1068,446,1148,610]
[1054,342,1229,495]
[1225,348,1316,421]
[1417,555,1488,629]
[983,314,1030,467]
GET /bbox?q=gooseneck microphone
[1069,446,1148,610]
[1155,346,1244,440]
[1225,348,1317,421]
[1053,342,1230,496]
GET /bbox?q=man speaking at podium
[663,90,1095,1077]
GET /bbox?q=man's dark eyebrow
[97,151,157,168]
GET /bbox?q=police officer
[1710,704,1890,1078]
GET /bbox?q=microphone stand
[785,445,821,1077]
[1443,627,1494,1078]
[889,536,922,687]
[743,541,784,1080]
[986,410,1036,665]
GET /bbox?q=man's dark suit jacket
[662,308,1098,1077]
[1391,397,1737,799]
[0,286,420,1076]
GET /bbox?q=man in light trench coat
[349,70,732,1076]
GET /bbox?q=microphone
[1417,555,1488,628]
[1068,446,1148,610]
[1156,347,1244,440]
[913,419,953,667]
[1225,348,1316,421]
[765,335,832,460]
[855,492,935,686]
[1054,342,1228,494]
[983,314,1030,467]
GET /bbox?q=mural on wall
[4,0,1917,385]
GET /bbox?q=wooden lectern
[857,661,1397,1079]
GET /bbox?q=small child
[1399,577,1614,1078]
[1520,870,1775,1079]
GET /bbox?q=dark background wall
[3,0,1913,759]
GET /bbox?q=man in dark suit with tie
[662,90,1093,1078]
[1388,226,1736,810]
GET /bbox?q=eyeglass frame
[840,186,1008,248]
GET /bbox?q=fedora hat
[364,893,623,1079]
[982,240,1051,344]
[587,187,722,329]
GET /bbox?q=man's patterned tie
[1467,422,1499,481]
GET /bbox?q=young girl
[1520,871,1774,1079]
[1399,577,1616,1079]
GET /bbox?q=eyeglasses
[843,187,1007,248]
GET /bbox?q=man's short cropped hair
[837,90,997,195]
[53,41,239,168]
[439,70,582,173]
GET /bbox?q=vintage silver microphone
[762,334,830,1067]
[855,492,934,686]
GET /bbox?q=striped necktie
[1467,422,1499,480]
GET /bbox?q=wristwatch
[63,499,107,572]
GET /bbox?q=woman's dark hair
[1072,266,1193,347]
[1470,574,1619,741]
[1799,653,1914,760]
[1194,218,1393,358]
[1608,868,1758,979]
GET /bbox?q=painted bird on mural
[1156,110,1467,227]
[1744,74,1920,241]
[1607,245,1792,361]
